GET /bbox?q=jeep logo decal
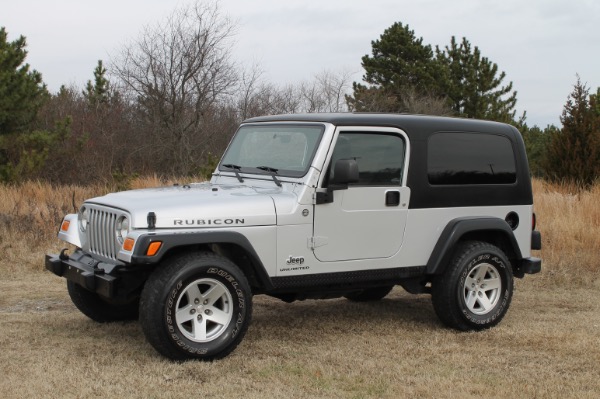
[286,256,304,265]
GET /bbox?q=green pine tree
[520,124,554,177]
[347,23,521,124]
[543,77,600,187]
[347,22,443,112]
[435,37,518,123]
[0,27,48,135]
[83,60,109,105]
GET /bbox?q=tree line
[1,2,598,187]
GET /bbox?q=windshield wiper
[256,166,282,187]
[222,164,244,183]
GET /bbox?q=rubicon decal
[173,218,245,226]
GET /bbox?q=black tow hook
[59,248,69,261]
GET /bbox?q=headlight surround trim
[116,216,130,244]
[78,206,89,232]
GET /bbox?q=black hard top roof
[243,113,531,207]
[243,113,518,139]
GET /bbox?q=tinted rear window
[428,132,516,185]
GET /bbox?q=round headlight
[116,216,130,243]
[78,206,89,232]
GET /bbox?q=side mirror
[333,159,359,185]
[316,159,359,204]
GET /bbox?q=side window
[328,132,405,186]
[428,132,516,185]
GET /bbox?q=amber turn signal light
[123,238,135,251]
[60,220,70,231]
[146,241,162,256]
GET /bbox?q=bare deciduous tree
[112,1,237,175]
[397,86,453,116]
[235,68,353,119]
[300,69,353,113]
[347,84,451,116]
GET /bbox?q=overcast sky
[4,0,599,127]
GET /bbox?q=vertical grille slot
[87,208,119,260]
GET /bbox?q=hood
[85,183,279,229]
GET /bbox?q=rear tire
[67,281,139,322]
[139,251,252,361]
[344,286,393,302]
[431,241,513,331]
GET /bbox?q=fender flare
[129,231,273,289]
[426,217,522,275]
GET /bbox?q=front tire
[67,281,139,322]
[432,241,513,331]
[139,251,252,361]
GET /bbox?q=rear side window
[428,132,516,185]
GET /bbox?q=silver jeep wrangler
[46,113,542,360]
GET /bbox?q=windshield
[219,124,325,178]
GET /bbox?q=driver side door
[312,128,410,262]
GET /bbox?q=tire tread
[431,241,513,331]
[139,251,252,361]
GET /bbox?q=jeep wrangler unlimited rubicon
[46,113,541,360]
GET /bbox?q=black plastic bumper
[514,257,542,278]
[532,230,542,250]
[45,251,119,298]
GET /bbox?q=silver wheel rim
[175,278,233,343]
[463,263,502,315]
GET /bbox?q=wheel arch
[131,231,273,291]
[426,217,522,275]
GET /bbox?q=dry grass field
[1,178,599,398]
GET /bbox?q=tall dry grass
[0,177,598,286]
[531,179,600,286]
[0,175,180,277]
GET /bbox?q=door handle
[385,191,400,206]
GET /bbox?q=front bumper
[45,250,121,298]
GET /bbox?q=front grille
[87,207,119,260]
